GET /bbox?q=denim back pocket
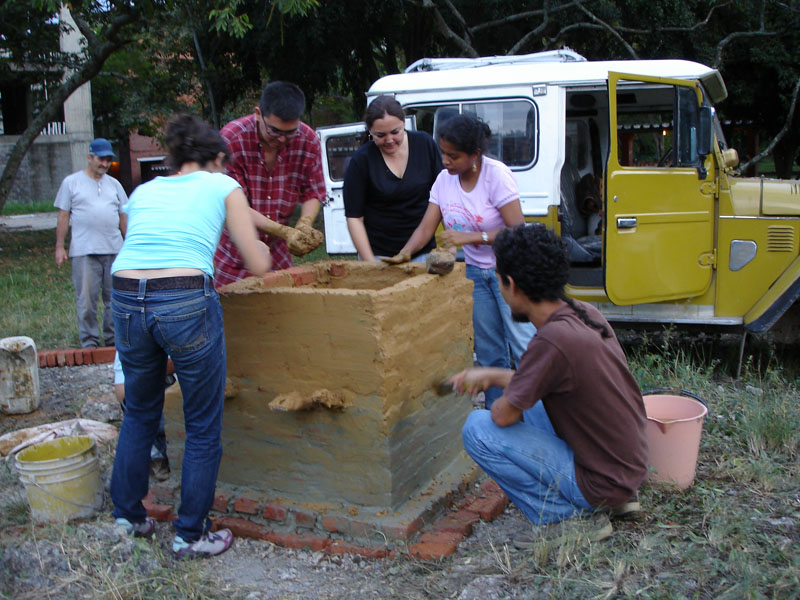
[154,308,209,354]
[111,309,131,348]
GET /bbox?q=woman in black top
[343,96,443,261]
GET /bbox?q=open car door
[317,123,365,254]
[605,72,716,305]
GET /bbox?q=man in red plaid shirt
[214,81,326,287]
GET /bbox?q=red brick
[166,359,175,375]
[38,353,46,368]
[64,350,75,366]
[330,263,347,277]
[260,271,292,289]
[56,351,67,367]
[265,531,330,552]
[419,530,463,545]
[234,497,260,515]
[82,348,95,364]
[349,520,379,539]
[73,350,84,366]
[407,539,459,560]
[212,492,233,513]
[481,479,503,495]
[328,541,389,558]
[144,501,173,522]
[431,510,480,536]
[285,266,316,287]
[45,352,57,367]
[321,516,351,534]
[263,502,288,522]
[213,516,270,540]
[293,509,317,529]
[380,516,424,541]
[464,494,508,521]
[92,346,116,364]
[149,483,175,504]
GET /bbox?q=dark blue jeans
[466,264,536,408]
[110,275,226,541]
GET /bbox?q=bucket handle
[25,479,106,512]
[642,387,710,418]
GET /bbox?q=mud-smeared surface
[168,261,477,508]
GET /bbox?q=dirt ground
[0,363,557,600]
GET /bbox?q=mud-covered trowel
[433,381,456,396]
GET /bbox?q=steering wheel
[657,147,674,167]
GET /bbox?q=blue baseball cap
[89,138,116,158]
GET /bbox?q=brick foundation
[145,476,509,559]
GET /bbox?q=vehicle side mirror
[697,106,713,157]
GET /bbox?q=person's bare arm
[226,189,271,276]
[118,213,128,238]
[438,199,526,248]
[346,217,376,261]
[384,203,442,263]
[498,199,525,227]
[55,209,70,267]
[448,367,515,394]
[490,395,524,427]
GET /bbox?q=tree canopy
[2,0,800,211]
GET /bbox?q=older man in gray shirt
[54,138,128,348]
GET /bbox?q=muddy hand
[285,227,323,256]
[295,215,325,247]
[435,230,460,252]
[381,252,411,265]
[447,369,488,395]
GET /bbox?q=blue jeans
[466,264,536,407]
[110,275,226,541]
[462,403,593,524]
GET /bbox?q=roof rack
[404,48,586,73]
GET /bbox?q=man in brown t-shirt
[451,224,647,544]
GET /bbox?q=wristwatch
[480,231,489,244]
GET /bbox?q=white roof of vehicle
[369,58,726,103]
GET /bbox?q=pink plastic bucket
[643,393,708,489]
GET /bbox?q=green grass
[0,229,80,349]
[1,201,59,215]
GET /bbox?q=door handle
[617,217,637,229]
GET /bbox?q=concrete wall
[0,135,76,205]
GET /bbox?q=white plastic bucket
[643,392,708,489]
[15,436,104,521]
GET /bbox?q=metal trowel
[434,381,456,396]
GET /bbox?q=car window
[407,100,538,169]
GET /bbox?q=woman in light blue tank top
[109,115,271,558]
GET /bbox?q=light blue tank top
[112,171,239,276]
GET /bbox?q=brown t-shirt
[504,301,648,508]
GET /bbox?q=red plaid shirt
[213,115,325,287]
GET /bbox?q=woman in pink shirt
[390,114,536,407]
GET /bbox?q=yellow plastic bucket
[643,392,708,489]
[15,435,104,521]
